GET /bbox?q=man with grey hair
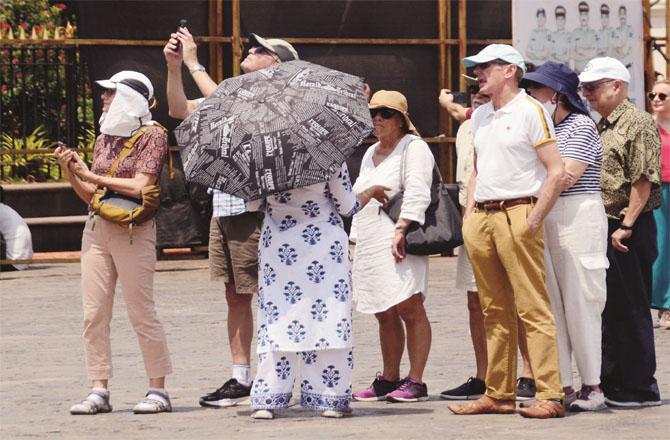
[579,57,662,407]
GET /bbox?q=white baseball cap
[578,57,630,83]
[95,71,154,100]
[462,44,526,73]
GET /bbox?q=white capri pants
[543,193,608,387]
[250,348,352,411]
[455,246,477,292]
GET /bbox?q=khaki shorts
[209,212,262,294]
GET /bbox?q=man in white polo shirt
[447,44,566,418]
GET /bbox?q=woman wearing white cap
[55,71,173,415]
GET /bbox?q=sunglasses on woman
[370,108,398,119]
[647,92,668,102]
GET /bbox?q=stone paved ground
[1,257,668,440]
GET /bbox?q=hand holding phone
[175,19,188,51]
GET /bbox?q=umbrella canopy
[174,60,372,200]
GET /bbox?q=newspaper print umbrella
[174,60,372,200]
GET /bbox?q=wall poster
[513,0,645,108]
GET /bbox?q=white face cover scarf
[541,92,559,120]
[99,83,154,137]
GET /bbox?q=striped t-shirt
[555,112,603,195]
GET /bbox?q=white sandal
[70,390,112,415]
[251,409,274,419]
[322,406,353,418]
[133,390,172,414]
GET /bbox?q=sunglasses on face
[370,108,398,119]
[648,92,668,102]
[251,45,272,56]
[475,60,510,70]
[578,79,614,92]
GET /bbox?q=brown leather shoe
[517,399,565,419]
[447,395,516,415]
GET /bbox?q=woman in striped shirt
[523,61,608,412]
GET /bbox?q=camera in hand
[451,92,468,105]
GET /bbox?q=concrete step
[1,183,87,218]
[24,215,87,253]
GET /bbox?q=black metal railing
[0,44,94,181]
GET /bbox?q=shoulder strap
[399,135,444,190]
[398,135,419,192]
[106,125,153,178]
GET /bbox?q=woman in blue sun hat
[523,61,608,412]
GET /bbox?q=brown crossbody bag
[90,125,165,243]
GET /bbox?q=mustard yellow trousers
[463,204,563,401]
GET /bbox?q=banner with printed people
[513,0,645,108]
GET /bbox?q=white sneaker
[251,409,274,419]
[569,388,606,412]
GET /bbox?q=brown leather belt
[475,196,537,211]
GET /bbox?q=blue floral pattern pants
[251,348,352,411]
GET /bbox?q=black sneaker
[604,388,662,408]
[439,377,486,400]
[516,377,536,401]
[352,373,403,401]
[199,378,252,408]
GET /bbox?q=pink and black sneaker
[352,373,403,402]
[386,377,429,403]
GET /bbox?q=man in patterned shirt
[164,28,299,407]
[579,57,662,407]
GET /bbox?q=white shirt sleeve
[399,139,435,225]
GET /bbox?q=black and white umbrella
[174,60,372,200]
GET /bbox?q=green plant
[1,126,60,182]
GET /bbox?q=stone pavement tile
[1,258,667,440]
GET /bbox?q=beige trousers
[80,217,172,380]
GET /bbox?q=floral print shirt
[598,99,661,219]
[91,125,167,178]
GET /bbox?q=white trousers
[544,194,608,387]
[250,349,352,411]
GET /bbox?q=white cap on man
[461,44,527,73]
[578,57,630,83]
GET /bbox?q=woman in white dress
[351,91,434,403]
[247,163,388,420]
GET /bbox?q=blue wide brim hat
[522,61,590,115]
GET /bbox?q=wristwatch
[189,64,206,75]
[619,223,633,231]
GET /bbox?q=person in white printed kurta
[248,163,369,415]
